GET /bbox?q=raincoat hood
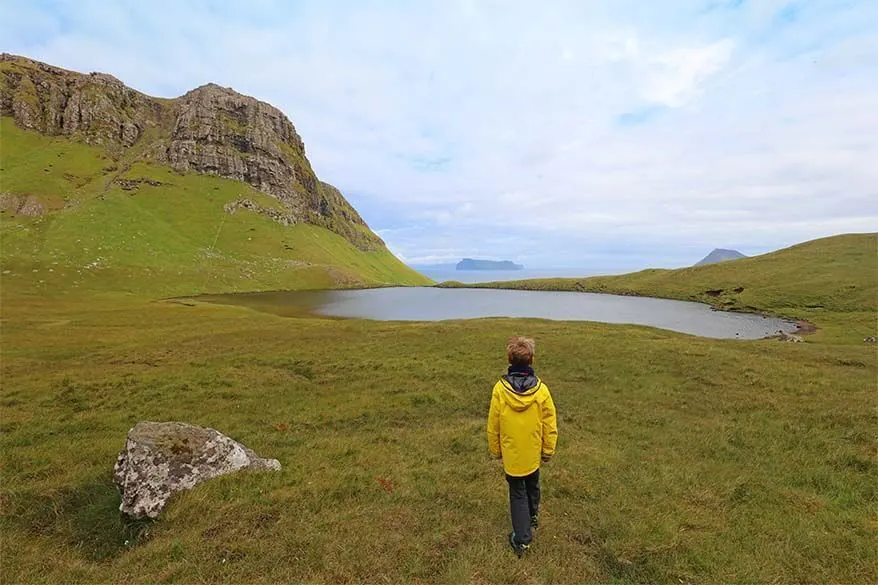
[499,373,543,411]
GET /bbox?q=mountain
[695,248,747,266]
[0,54,429,294]
[456,258,523,271]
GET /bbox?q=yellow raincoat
[487,376,558,477]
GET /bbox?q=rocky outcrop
[310,181,384,251]
[0,54,163,150]
[224,197,295,226]
[774,330,804,343]
[0,53,383,250]
[115,178,164,191]
[158,84,317,215]
[113,421,281,519]
[0,193,46,216]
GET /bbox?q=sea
[413,267,604,284]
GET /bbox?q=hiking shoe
[509,532,531,558]
[530,515,539,529]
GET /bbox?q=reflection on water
[192,287,799,339]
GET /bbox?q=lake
[191,287,799,339]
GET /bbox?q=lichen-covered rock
[775,330,804,343]
[224,198,295,226]
[0,193,46,216]
[113,421,281,519]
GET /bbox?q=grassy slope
[0,117,430,297]
[439,233,878,341]
[1,296,875,584]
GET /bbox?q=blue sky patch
[774,2,802,26]
[616,106,666,127]
[408,155,452,172]
[701,0,747,13]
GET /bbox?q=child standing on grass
[487,336,558,557]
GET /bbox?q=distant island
[695,248,747,266]
[456,258,524,271]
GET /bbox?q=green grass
[0,118,430,296]
[439,233,878,343]
[1,294,875,584]
[0,116,108,199]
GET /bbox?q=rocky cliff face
[0,54,163,149]
[0,54,383,251]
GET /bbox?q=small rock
[775,330,804,343]
[113,421,281,519]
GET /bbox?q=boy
[487,336,558,557]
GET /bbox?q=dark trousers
[506,468,540,545]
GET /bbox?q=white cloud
[591,32,735,107]
[643,39,736,106]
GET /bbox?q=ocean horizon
[411,267,611,284]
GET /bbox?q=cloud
[591,32,735,107]
[2,0,876,270]
[642,39,735,106]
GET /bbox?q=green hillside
[440,233,877,339]
[0,118,430,297]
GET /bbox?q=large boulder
[113,421,281,519]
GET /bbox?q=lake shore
[187,287,800,340]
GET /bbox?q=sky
[3,0,877,271]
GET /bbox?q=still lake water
[193,287,798,339]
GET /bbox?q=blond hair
[506,336,535,367]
